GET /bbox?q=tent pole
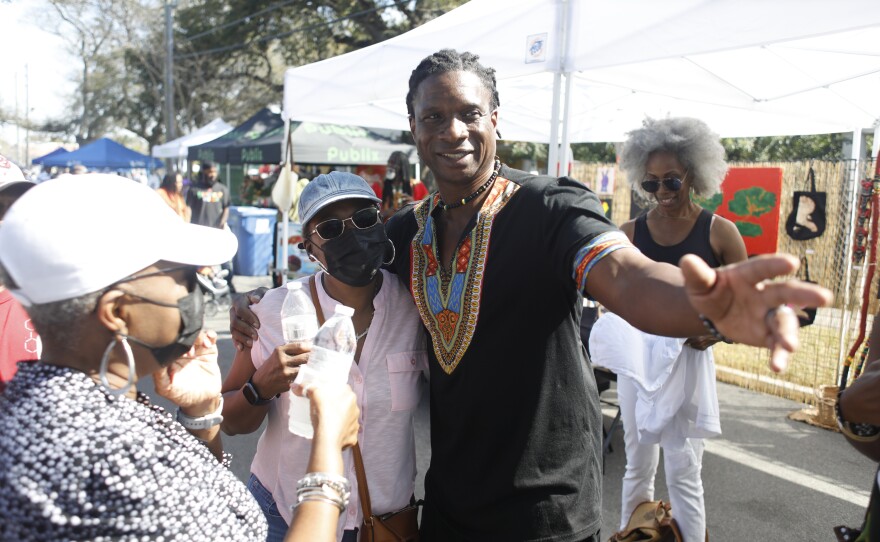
[280,119,291,285]
[837,128,869,380]
[281,119,291,164]
[548,72,562,176]
[559,72,573,177]
[548,0,570,176]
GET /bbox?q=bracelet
[294,493,345,512]
[698,314,734,344]
[836,390,880,442]
[176,396,224,430]
[294,472,351,512]
[296,472,351,495]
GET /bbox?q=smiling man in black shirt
[383,49,831,542]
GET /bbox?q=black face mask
[126,286,205,365]
[311,223,391,287]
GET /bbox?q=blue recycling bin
[227,206,278,276]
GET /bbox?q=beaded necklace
[438,159,501,211]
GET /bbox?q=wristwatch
[242,376,278,406]
[176,397,224,430]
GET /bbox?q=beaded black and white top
[0,362,267,541]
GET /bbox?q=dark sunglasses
[308,207,381,241]
[641,177,683,193]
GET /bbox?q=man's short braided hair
[406,49,500,116]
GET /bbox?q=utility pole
[164,1,177,148]
[25,64,29,167]
[14,72,20,164]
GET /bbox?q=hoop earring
[99,334,136,396]
[383,239,396,266]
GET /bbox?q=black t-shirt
[386,165,619,541]
[186,180,231,228]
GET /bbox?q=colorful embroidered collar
[409,173,519,374]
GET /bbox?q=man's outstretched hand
[680,253,833,373]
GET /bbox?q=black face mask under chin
[126,286,205,366]
[311,223,392,287]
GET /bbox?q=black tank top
[633,208,721,268]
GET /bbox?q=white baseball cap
[0,174,238,306]
[0,154,32,194]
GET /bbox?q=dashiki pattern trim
[572,231,636,292]
[410,177,519,375]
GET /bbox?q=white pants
[617,374,706,542]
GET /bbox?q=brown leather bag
[608,501,683,542]
[352,443,421,542]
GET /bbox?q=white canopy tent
[283,0,880,173]
[152,118,234,159]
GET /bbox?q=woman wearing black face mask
[222,172,428,542]
[0,174,270,539]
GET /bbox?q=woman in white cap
[221,171,427,542]
[0,154,37,392]
[0,175,361,542]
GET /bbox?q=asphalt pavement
[139,274,877,542]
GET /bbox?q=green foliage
[693,193,723,213]
[497,141,547,171]
[727,186,777,217]
[720,133,861,161]
[735,221,763,237]
[571,142,616,162]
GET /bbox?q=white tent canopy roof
[283,0,880,143]
[152,118,234,159]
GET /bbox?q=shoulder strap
[308,273,373,519]
[308,274,326,324]
[352,443,374,519]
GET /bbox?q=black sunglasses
[641,177,683,193]
[308,207,381,241]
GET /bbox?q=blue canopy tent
[40,138,162,170]
[31,147,71,165]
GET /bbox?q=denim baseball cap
[298,171,381,226]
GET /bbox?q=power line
[182,0,299,42]
[177,0,411,59]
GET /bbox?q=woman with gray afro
[600,117,746,542]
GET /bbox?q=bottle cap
[286,281,302,290]
[333,304,355,317]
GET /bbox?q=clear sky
[0,1,76,126]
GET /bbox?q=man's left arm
[582,246,832,372]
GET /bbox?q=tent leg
[548,71,562,176]
[559,72,573,177]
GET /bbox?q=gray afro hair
[619,117,727,198]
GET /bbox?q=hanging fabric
[785,166,826,240]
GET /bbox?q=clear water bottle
[289,304,357,438]
[281,282,318,344]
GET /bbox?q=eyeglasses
[641,176,684,193]
[308,207,381,241]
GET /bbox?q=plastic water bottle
[288,304,357,438]
[281,282,318,345]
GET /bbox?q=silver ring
[766,305,795,323]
